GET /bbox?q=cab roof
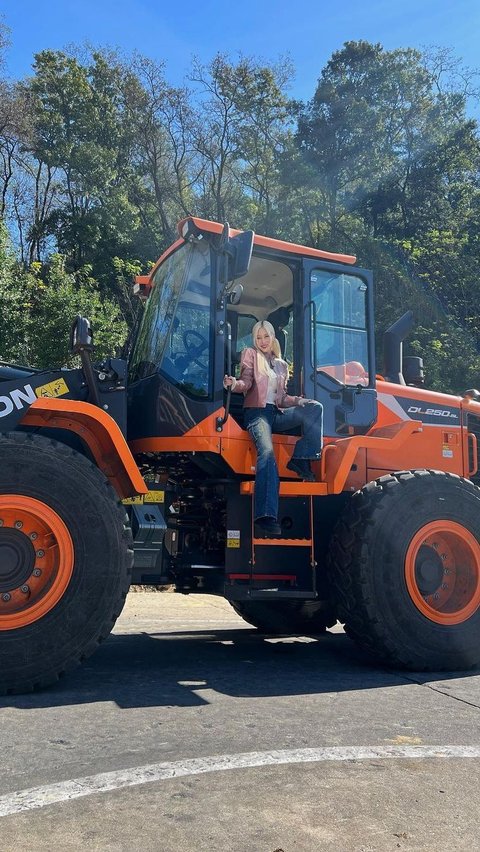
[177,217,357,266]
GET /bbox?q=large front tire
[330,470,480,671]
[0,432,133,694]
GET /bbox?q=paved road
[0,592,479,851]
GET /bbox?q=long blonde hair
[251,320,282,373]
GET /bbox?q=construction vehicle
[1,216,480,694]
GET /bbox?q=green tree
[189,54,294,229]
[0,236,127,369]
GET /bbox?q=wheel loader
[1,216,480,694]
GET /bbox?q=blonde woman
[224,320,323,536]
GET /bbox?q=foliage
[0,228,126,367]
[0,38,480,393]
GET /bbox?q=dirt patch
[129,585,174,593]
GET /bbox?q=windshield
[129,242,213,397]
[310,269,370,386]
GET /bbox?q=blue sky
[1,0,480,108]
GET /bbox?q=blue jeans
[244,402,323,521]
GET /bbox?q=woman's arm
[223,347,255,394]
[276,361,300,407]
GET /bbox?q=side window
[235,315,258,366]
[160,243,212,398]
[311,270,369,386]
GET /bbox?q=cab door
[302,260,377,437]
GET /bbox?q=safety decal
[227,529,240,548]
[35,378,70,399]
[144,490,165,503]
[123,490,165,505]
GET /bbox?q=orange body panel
[374,381,478,478]
[130,408,304,482]
[376,380,463,428]
[22,398,147,498]
[130,381,480,494]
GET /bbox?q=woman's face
[255,326,273,353]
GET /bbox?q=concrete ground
[0,592,479,852]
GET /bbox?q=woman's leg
[244,407,279,521]
[274,401,323,460]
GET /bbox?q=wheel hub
[0,495,74,630]
[415,544,444,596]
[0,527,36,593]
[405,520,480,625]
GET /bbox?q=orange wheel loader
[1,217,480,693]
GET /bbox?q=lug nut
[20,585,29,594]
[36,550,45,558]
[33,568,42,577]
[30,532,38,541]
[0,519,3,527]
[14,520,23,529]
[2,593,11,602]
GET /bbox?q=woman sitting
[224,320,323,537]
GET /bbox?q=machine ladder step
[253,537,312,546]
[240,481,328,496]
[247,590,317,600]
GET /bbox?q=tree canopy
[1,31,480,392]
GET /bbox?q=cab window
[310,269,370,386]
[159,242,212,397]
[129,241,213,398]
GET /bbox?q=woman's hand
[297,397,314,406]
[223,375,236,389]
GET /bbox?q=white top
[266,365,278,404]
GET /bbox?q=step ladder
[226,486,318,601]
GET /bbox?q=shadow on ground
[2,626,477,711]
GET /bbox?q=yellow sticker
[123,490,165,506]
[227,529,240,548]
[144,490,165,503]
[35,378,70,399]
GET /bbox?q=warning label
[227,529,240,549]
[35,378,70,399]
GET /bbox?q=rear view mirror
[229,230,254,279]
[70,315,94,355]
[227,283,244,305]
[218,223,254,284]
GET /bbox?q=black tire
[329,470,480,671]
[0,431,133,694]
[230,599,337,634]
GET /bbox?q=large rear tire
[0,432,133,694]
[330,470,480,671]
[230,599,337,634]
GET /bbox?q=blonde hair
[251,320,282,371]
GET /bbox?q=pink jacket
[231,347,300,409]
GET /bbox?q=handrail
[216,321,232,432]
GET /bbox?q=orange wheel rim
[0,495,74,630]
[405,520,480,625]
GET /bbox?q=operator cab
[127,218,377,443]
[221,233,376,436]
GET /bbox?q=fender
[21,398,147,499]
